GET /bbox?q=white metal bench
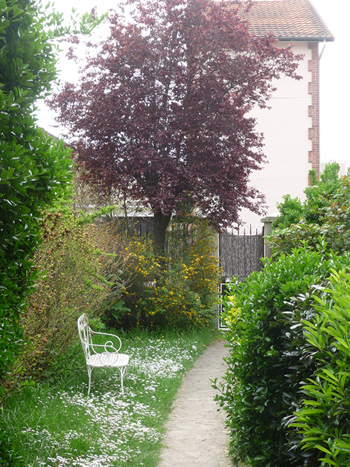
[77,313,129,396]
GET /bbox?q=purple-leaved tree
[49,0,301,254]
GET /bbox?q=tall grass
[1,326,218,466]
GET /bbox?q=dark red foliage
[49,0,301,250]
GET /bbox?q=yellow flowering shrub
[221,293,241,328]
[114,218,221,329]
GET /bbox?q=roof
[246,0,334,42]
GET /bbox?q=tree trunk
[153,212,172,258]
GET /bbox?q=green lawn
[1,326,218,466]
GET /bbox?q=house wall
[239,41,319,230]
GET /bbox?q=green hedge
[216,246,350,466]
[291,269,350,466]
[0,0,72,382]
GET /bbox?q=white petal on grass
[21,336,201,466]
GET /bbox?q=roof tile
[247,0,334,42]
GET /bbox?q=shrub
[216,246,350,466]
[272,163,341,230]
[0,0,75,384]
[268,219,324,256]
[0,0,103,389]
[1,210,127,399]
[269,164,350,256]
[291,269,350,466]
[270,176,350,256]
[303,163,342,225]
[114,218,221,329]
[273,194,303,230]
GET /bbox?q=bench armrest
[90,330,122,353]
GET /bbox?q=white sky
[36,0,350,164]
[315,0,350,164]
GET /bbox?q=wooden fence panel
[219,229,264,281]
[218,229,264,329]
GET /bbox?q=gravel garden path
[157,338,232,467]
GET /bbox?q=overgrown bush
[111,218,221,329]
[273,163,342,230]
[291,269,350,466]
[303,163,343,225]
[270,176,350,256]
[221,163,350,466]
[0,0,75,385]
[272,194,303,230]
[0,0,103,395]
[216,245,350,466]
[1,210,127,399]
[270,164,350,256]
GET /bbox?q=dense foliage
[0,210,128,398]
[292,270,350,466]
[106,218,221,329]
[49,0,301,253]
[270,163,350,255]
[0,0,74,383]
[273,163,341,230]
[1,213,219,402]
[216,246,350,466]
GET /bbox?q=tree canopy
[49,0,301,253]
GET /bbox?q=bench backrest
[77,313,93,360]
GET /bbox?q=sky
[36,0,350,165]
[315,0,350,165]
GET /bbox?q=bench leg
[119,366,127,396]
[87,366,92,395]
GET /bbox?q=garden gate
[218,227,265,329]
[219,227,264,281]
